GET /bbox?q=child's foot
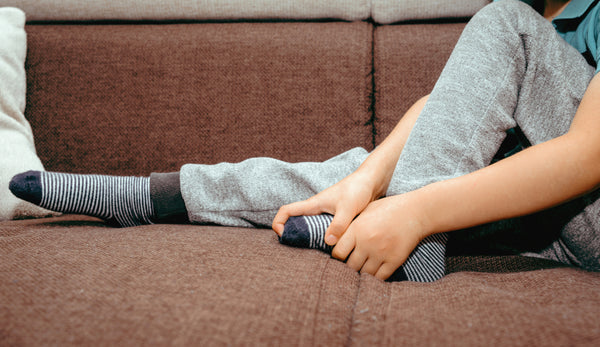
[280,214,447,282]
[9,170,154,227]
[280,214,334,253]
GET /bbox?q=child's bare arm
[332,73,600,280]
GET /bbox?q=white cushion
[372,0,491,24]
[0,7,53,220]
[0,0,371,21]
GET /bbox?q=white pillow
[0,0,370,21]
[372,0,491,24]
[0,7,54,220]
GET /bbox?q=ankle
[150,172,189,223]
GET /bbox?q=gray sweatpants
[180,0,599,271]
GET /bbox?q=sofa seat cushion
[0,216,360,345]
[3,0,370,21]
[350,268,600,345]
[3,216,597,345]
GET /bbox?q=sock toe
[280,216,311,248]
[9,170,43,205]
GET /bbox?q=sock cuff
[150,172,189,223]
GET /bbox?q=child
[10,0,600,281]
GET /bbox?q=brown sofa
[1,13,599,347]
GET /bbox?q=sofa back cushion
[5,0,489,23]
[0,0,370,21]
[25,22,374,175]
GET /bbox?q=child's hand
[331,193,430,280]
[272,170,380,245]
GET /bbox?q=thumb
[272,199,324,236]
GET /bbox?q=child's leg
[12,0,597,279]
[380,0,597,270]
[9,147,369,227]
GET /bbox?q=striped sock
[280,213,447,282]
[279,214,334,253]
[9,170,154,227]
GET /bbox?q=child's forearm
[415,129,600,237]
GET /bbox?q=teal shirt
[496,0,600,73]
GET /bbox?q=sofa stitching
[381,282,393,345]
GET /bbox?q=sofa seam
[311,258,330,346]
[345,274,364,347]
[365,21,378,150]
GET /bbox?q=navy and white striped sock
[280,213,447,282]
[9,170,154,227]
[279,214,334,253]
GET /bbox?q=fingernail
[326,235,338,245]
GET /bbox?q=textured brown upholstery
[1,20,598,346]
[25,22,373,175]
[350,269,600,346]
[1,215,358,345]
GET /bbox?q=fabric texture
[149,172,188,222]
[372,0,491,24]
[0,218,360,346]
[550,0,600,72]
[374,22,466,144]
[0,7,53,221]
[0,0,370,21]
[24,22,373,176]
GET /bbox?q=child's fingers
[271,199,326,236]
[331,226,356,261]
[360,257,384,276]
[374,262,400,281]
[345,249,367,272]
[324,208,354,245]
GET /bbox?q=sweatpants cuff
[150,172,189,223]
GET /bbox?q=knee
[478,0,538,16]
[470,0,541,32]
